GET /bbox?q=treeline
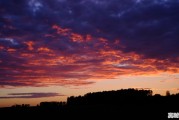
[1,88,179,119]
[67,88,153,105]
[8,88,179,108]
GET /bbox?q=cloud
[0,0,179,88]
[1,0,179,58]
[28,0,43,14]
[0,92,64,99]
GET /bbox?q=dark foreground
[0,89,179,119]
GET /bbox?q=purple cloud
[0,92,65,99]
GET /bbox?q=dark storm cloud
[0,0,179,87]
[0,92,64,99]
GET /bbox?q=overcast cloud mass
[0,0,179,87]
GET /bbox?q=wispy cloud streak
[0,92,64,99]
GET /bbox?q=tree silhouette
[166,90,170,96]
[1,88,179,119]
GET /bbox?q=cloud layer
[0,92,64,99]
[0,0,179,87]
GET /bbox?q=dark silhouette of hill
[0,88,179,119]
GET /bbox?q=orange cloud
[37,47,52,52]
[20,53,34,58]
[52,25,94,43]
[24,41,34,51]
[7,48,16,52]
[52,25,71,36]
[70,33,84,43]
[86,34,93,41]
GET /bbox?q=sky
[0,0,179,107]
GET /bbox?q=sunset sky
[0,0,179,107]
